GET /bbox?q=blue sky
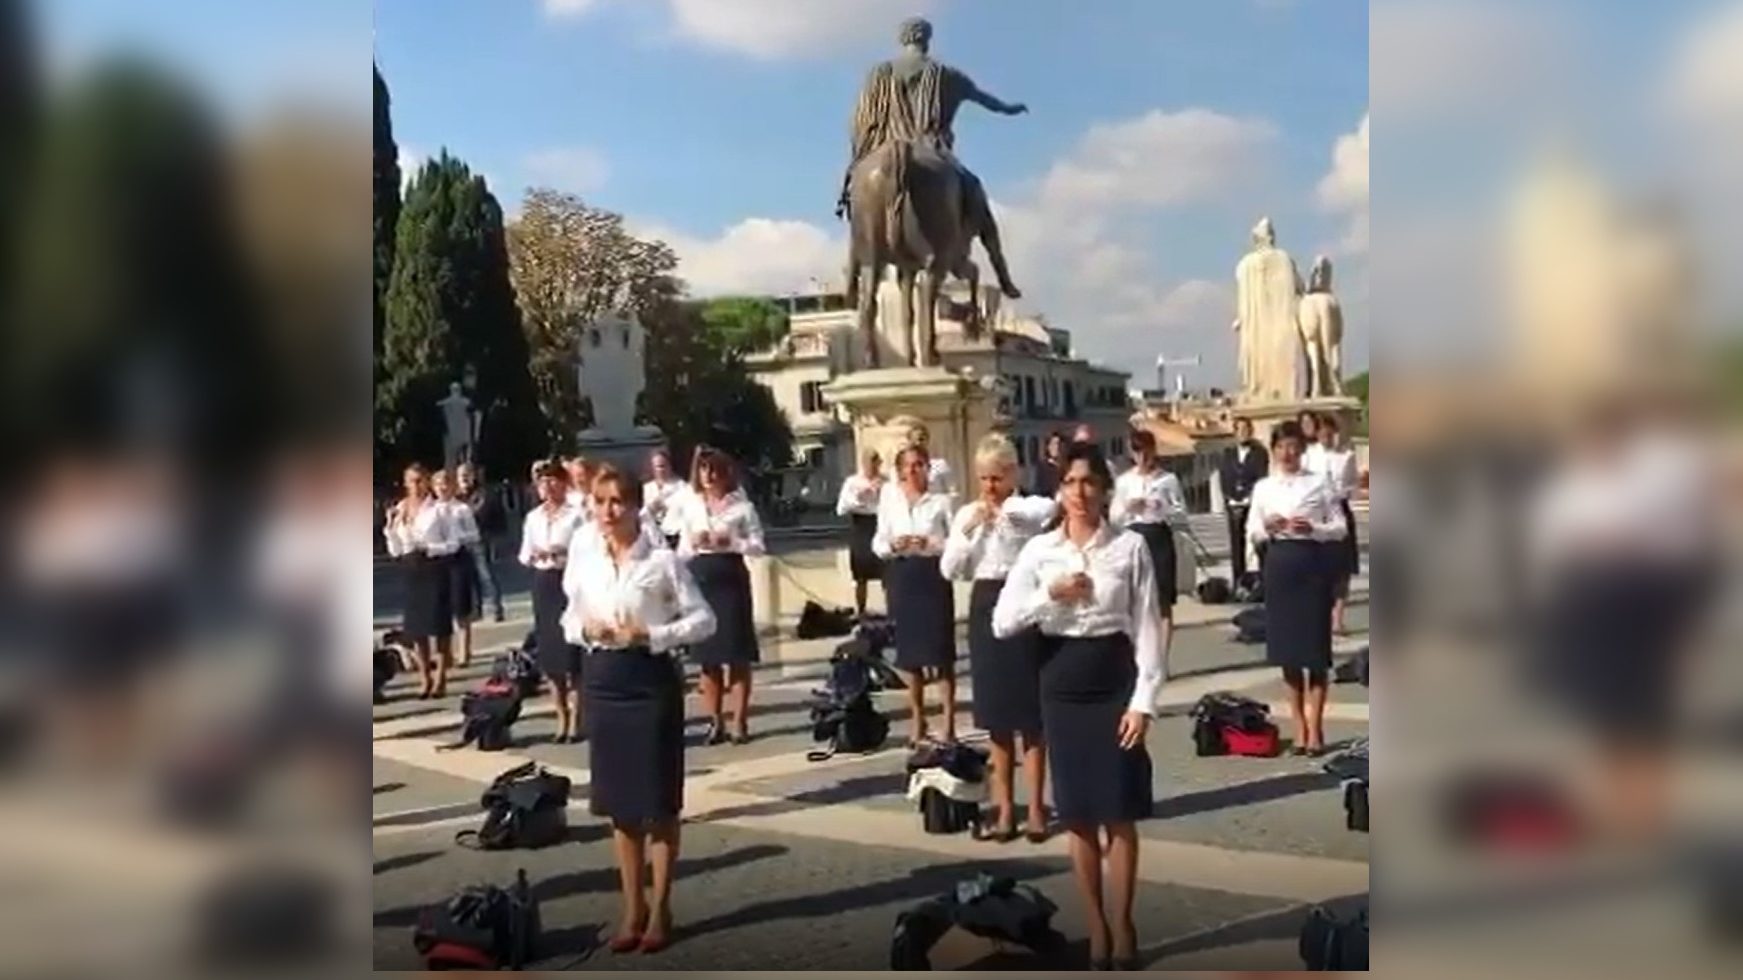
[373,0,1371,387]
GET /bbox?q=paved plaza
[372,528,1371,971]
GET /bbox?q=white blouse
[872,487,956,559]
[442,499,481,546]
[560,534,717,653]
[1109,466,1188,528]
[991,522,1167,715]
[673,489,767,559]
[1304,443,1359,503]
[940,494,1059,581]
[1245,470,1349,547]
[383,498,461,557]
[642,478,691,536]
[882,457,955,498]
[835,474,884,517]
[518,502,584,570]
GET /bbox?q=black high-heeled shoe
[704,721,728,746]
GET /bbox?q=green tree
[698,295,789,356]
[380,152,544,477]
[1346,370,1370,437]
[1,0,36,300]
[640,297,793,477]
[373,65,399,374]
[8,59,267,471]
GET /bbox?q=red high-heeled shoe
[638,912,672,954]
[607,913,648,954]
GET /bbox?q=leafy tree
[373,65,399,377]
[640,297,793,477]
[698,295,789,356]
[506,187,677,451]
[1,0,36,300]
[380,153,543,478]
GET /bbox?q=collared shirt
[1109,466,1188,528]
[673,489,766,559]
[560,534,717,653]
[1304,443,1359,503]
[384,498,461,557]
[940,494,1058,581]
[873,486,956,559]
[882,457,955,499]
[518,502,583,570]
[835,473,884,517]
[440,498,481,546]
[991,522,1166,715]
[642,478,691,536]
[572,514,669,556]
[1245,470,1348,547]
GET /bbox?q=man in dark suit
[1218,418,1270,583]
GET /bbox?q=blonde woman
[873,443,958,746]
[941,435,1057,841]
[383,464,459,698]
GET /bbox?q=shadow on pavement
[373,851,443,876]
[1142,891,1367,968]
[1152,772,1340,820]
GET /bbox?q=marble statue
[1232,217,1304,402]
[1298,255,1345,397]
[576,315,646,438]
[840,16,1026,369]
[437,382,475,468]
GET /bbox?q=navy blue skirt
[400,553,453,642]
[1040,633,1153,823]
[968,578,1042,735]
[848,513,884,583]
[886,555,956,674]
[1130,522,1177,612]
[1263,539,1335,672]
[687,553,759,666]
[450,546,482,621]
[531,568,582,682]
[584,648,685,823]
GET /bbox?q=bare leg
[550,678,572,740]
[433,636,452,696]
[1022,732,1048,833]
[988,732,1016,834]
[854,580,868,617]
[611,823,649,943]
[413,639,433,697]
[699,666,724,731]
[939,669,957,743]
[1332,575,1350,634]
[1283,668,1307,749]
[645,818,680,945]
[571,672,585,735]
[1306,669,1330,751]
[455,619,472,667]
[1106,822,1140,963]
[728,663,752,739]
[904,671,927,745]
[1066,822,1110,965]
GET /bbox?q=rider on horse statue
[838,17,1024,300]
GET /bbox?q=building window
[1023,376,1036,413]
[1015,438,1027,465]
[804,447,825,470]
[800,381,824,414]
[1063,380,1077,417]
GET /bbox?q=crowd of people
[380,414,1359,965]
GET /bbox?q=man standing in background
[457,463,506,622]
[1219,418,1269,584]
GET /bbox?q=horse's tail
[883,141,910,257]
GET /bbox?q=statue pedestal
[1231,395,1363,446]
[575,426,666,473]
[821,367,999,493]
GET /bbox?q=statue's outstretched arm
[963,74,1026,116]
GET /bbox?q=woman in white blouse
[1246,421,1348,756]
[835,449,886,617]
[520,461,586,742]
[383,463,459,699]
[563,464,715,955]
[874,443,959,746]
[675,447,767,744]
[1305,413,1361,634]
[1110,428,1188,626]
[941,434,1057,842]
[432,469,483,668]
[992,442,1164,970]
[642,449,690,551]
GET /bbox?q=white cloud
[639,217,843,297]
[523,147,612,195]
[398,145,425,191]
[542,0,604,18]
[663,0,946,59]
[1316,113,1369,254]
[1661,3,1743,144]
[1037,109,1279,213]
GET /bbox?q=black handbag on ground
[456,761,571,850]
[1298,904,1368,971]
[796,600,856,639]
[450,681,521,752]
[413,869,541,970]
[1196,576,1233,605]
[493,641,544,699]
[1232,606,1266,644]
[1189,693,1274,757]
[890,873,1064,969]
[373,646,398,702]
[807,654,889,761]
[1344,780,1370,832]
[919,787,980,835]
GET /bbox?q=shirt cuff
[1126,670,1162,715]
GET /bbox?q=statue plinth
[575,425,666,474]
[821,366,1000,490]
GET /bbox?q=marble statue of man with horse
[838,17,1026,368]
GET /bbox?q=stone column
[820,366,999,496]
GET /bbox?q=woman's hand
[1287,515,1313,534]
[1047,573,1093,604]
[584,619,619,644]
[1117,711,1150,750]
[616,617,649,646]
[1264,515,1288,535]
